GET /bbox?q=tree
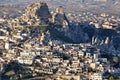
[109,76,114,80]
[113,57,119,67]
[113,57,119,64]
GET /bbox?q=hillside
[1,2,120,80]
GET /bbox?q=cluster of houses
[1,2,120,79]
[0,39,110,80]
[0,19,120,80]
[67,12,120,29]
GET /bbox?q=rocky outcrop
[65,25,90,43]
[51,6,69,27]
[92,28,116,45]
[25,2,51,25]
[8,2,51,29]
[48,22,90,43]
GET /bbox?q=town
[0,1,120,80]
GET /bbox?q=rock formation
[8,2,51,29]
[51,6,69,27]
[25,2,51,25]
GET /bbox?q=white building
[5,42,10,49]
[89,73,102,80]
[17,52,34,65]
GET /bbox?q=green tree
[109,76,114,80]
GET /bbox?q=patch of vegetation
[1,61,33,80]
[25,25,48,32]
[12,31,18,35]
